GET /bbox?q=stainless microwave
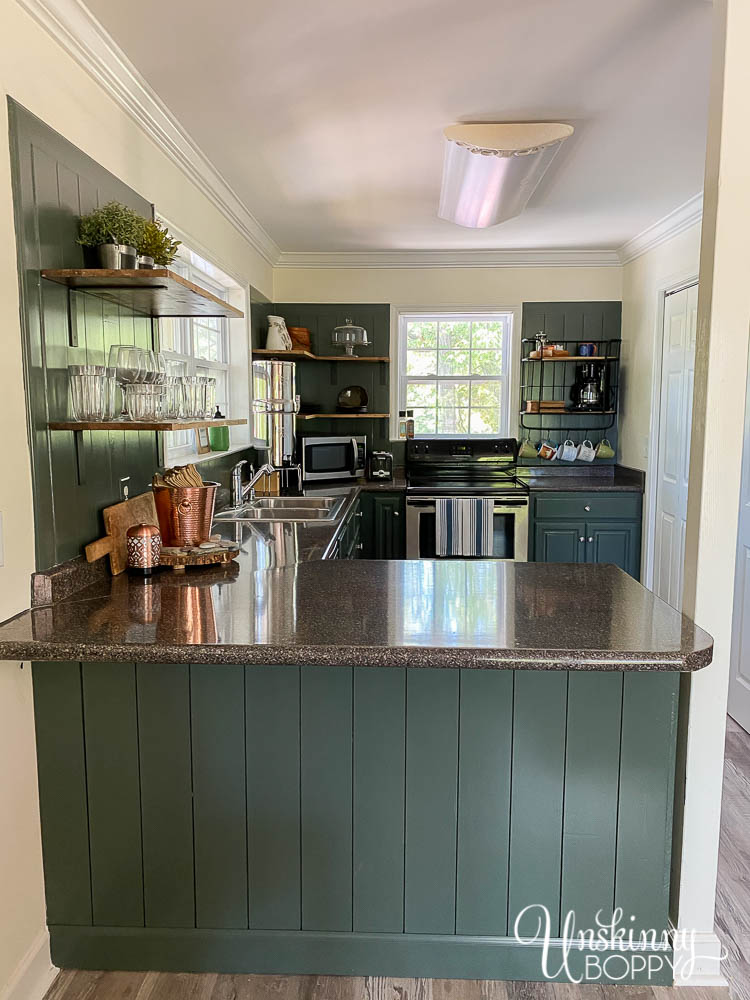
[301,435,366,483]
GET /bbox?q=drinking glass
[107,345,142,386]
[68,365,107,421]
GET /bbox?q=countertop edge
[6,640,713,672]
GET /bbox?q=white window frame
[392,307,519,440]
[156,228,253,466]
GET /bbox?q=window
[159,244,249,462]
[398,312,514,437]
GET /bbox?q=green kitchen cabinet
[531,492,642,579]
[331,498,363,559]
[533,521,586,564]
[361,492,406,558]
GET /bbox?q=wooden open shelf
[41,269,244,319]
[296,413,389,420]
[49,418,247,432]
[519,410,615,416]
[521,356,619,363]
[253,349,389,363]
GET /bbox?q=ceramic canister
[126,523,162,575]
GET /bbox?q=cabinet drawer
[534,492,641,521]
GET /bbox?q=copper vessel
[126,523,161,574]
[153,482,219,547]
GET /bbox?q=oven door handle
[407,499,528,512]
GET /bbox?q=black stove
[406,438,528,497]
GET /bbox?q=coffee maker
[570,362,607,411]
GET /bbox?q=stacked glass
[68,365,108,421]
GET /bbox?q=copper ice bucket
[153,482,219,547]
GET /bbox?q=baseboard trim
[50,926,674,985]
[0,929,57,1000]
[670,929,727,987]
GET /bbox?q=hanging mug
[518,437,538,459]
[595,438,615,459]
[577,439,596,462]
[559,439,578,462]
[538,440,557,460]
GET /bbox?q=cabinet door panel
[372,494,406,558]
[533,521,585,563]
[586,520,640,578]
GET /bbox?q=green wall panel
[82,662,143,927]
[137,663,195,929]
[32,661,92,926]
[456,669,513,935]
[246,665,301,930]
[508,670,567,937]
[404,668,459,934]
[615,671,679,933]
[353,666,406,932]
[301,666,353,931]
[33,661,680,982]
[561,672,623,930]
[191,663,248,929]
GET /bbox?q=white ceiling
[85,0,712,254]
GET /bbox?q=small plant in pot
[136,221,182,268]
[77,201,148,269]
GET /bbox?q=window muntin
[399,314,512,437]
[159,248,236,459]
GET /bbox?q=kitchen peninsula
[0,487,712,986]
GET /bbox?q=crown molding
[275,248,622,269]
[619,193,703,265]
[15,0,281,267]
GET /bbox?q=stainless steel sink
[214,495,346,523]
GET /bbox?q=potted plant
[77,201,148,269]
[136,221,182,268]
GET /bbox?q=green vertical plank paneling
[561,672,623,931]
[82,661,143,927]
[353,667,406,932]
[246,665,301,930]
[615,671,679,932]
[456,669,513,935]
[32,661,92,925]
[301,666,353,931]
[191,663,247,929]
[508,670,568,937]
[404,668,459,934]
[137,663,194,929]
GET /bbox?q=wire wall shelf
[519,338,621,444]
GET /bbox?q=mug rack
[519,338,621,442]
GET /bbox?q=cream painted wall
[619,223,702,471]
[0,0,273,993]
[273,265,622,306]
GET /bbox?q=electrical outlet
[119,477,131,501]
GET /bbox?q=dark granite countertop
[525,468,644,492]
[1,551,711,671]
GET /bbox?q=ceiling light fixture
[438,122,574,229]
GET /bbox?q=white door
[728,337,750,731]
[653,283,698,611]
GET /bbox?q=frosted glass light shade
[438,123,574,229]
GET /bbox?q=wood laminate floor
[44,717,750,1000]
[716,716,750,1000]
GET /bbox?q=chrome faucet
[231,460,247,507]
[230,460,276,507]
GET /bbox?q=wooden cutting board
[85,492,159,575]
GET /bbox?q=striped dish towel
[435,498,495,557]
